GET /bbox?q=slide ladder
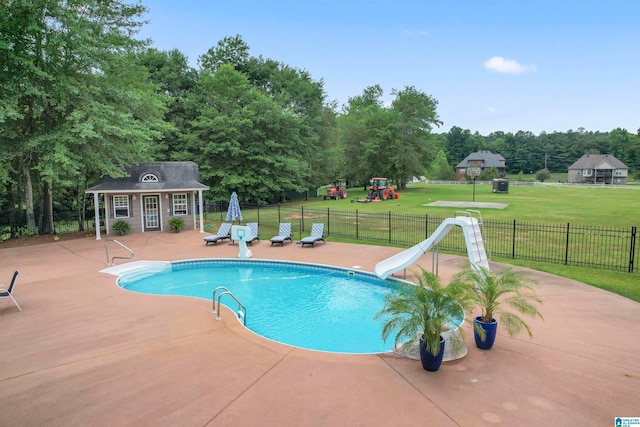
[374,210,490,279]
[456,210,490,269]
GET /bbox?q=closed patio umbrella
[225,191,242,223]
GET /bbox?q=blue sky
[138,0,639,136]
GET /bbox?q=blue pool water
[118,259,405,354]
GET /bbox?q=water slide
[374,213,490,280]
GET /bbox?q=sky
[137,0,639,136]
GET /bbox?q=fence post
[565,223,570,265]
[301,206,304,233]
[388,211,392,244]
[630,226,637,273]
[356,209,359,240]
[278,204,281,224]
[512,219,516,259]
[327,207,330,235]
[425,214,429,240]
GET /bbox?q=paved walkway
[1,230,638,426]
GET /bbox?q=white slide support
[374,215,490,279]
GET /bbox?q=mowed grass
[310,183,640,227]
[305,183,640,302]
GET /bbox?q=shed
[85,162,209,239]
[492,178,509,193]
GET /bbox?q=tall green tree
[428,148,455,180]
[134,48,198,159]
[389,86,441,189]
[181,64,311,202]
[186,35,333,200]
[339,85,388,186]
[339,85,440,188]
[0,0,166,234]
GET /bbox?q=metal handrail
[104,239,134,266]
[211,286,229,312]
[212,287,246,325]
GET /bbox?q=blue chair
[0,271,21,312]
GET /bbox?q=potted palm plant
[454,265,543,350]
[375,268,475,371]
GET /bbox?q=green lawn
[310,182,640,227]
[300,183,640,302]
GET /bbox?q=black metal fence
[206,202,638,273]
[0,209,97,240]
[2,202,637,274]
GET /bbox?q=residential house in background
[455,151,506,180]
[85,162,209,239]
[567,154,628,185]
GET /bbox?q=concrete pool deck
[0,230,638,426]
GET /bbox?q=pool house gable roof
[86,161,209,194]
[568,154,628,171]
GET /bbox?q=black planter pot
[474,316,498,350]
[419,335,445,371]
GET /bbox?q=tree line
[1,1,638,236]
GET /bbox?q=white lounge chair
[270,223,293,246]
[298,223,325,247]
[203,223,232,246]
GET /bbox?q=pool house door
[143,195,161,231]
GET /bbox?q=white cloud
[484,56,536,74]
[487,106,503,115]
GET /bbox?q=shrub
[536,169,551,182]
[112,220,131,235]
[168,217,185,233]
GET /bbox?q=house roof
[568,154,628,170]
[456,151,506,168]
[85,161,209,193]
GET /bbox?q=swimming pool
[117,259,406,354]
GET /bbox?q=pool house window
[173,193,188,215]
[113,195,130,218]
[141,173,159,182]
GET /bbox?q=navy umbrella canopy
[225,192,242,223]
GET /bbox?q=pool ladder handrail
[212,286,246,325]
[104,239,134,266]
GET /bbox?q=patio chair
[298,223,325,247]
[203,223,232,246]
[270,223,293,246]
[0,271,21,312]
[245,222,260,246]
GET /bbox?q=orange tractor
[357,178,397,202]
[323,179,348,200]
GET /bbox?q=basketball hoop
[467,167,480,202]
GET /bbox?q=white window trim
[113,195,130,218]
[172,193,188,216]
